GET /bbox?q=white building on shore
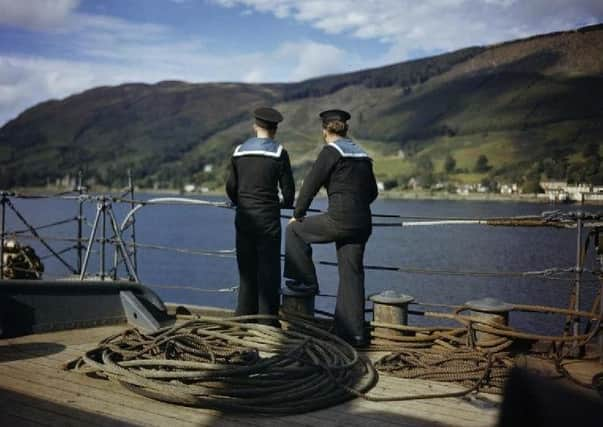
[540,181,603,203]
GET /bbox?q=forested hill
[1,24,602,190]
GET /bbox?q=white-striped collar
[233,138,283,158]
[327,139,370,158]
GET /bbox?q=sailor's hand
[289,216,304,224]
[288,217,296,224]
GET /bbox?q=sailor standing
[226,107,295,322]
[284,109,378,345]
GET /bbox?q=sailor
[226,107,295,323]
[284,109,378,346]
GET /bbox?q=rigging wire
[6,191,602,225]
[7,232,601,282]
[8,216,78,235]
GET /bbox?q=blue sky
[0,0,602,125]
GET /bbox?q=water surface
[3,194,600,335]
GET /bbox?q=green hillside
[1,24,602,191]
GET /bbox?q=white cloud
[0,0,80,30]
[0,56,126,124]
[0,39,354,124]
[1,0,602,125]
[210,0,603,61]
[242,68,264,82]
[277,41,348,81]
[0,2,368,125]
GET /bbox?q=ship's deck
[0,325,600,427]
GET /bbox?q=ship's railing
[1,191,602,283]
[1,190,601,283]
[0,170,140,282]
[1,185,602,357]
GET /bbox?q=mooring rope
[374,348,510,396]
[66,315,378,415]
[66,313,521,411]
[365,299,603,396]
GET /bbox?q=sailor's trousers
[235,226,281,323]
[284,214,371,341]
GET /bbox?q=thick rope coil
[374,348,512,395]
[65,315,378,415]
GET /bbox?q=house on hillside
[500,183,519,195]
[407,177,420,190]
[540,181,603,203]
[586,185,603,202]
[540,181,567,201]
[565,184,592,203]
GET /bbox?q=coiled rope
[374,348,510,395]
[368,300,602,394]
[66,315,378,415]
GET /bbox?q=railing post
[0,192,6,280]
[128,169,138,279]
[80,202,102,280]
[572,212,584,356]
[596,227,603,364]
[100,197,107,281]
[77,171,84,274]
[600,248,603,365]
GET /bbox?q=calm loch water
[4,194,601,335]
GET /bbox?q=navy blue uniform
[284,138,377,343]
[226,137,294,320]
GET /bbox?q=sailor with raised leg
[226,107,295,324]
[284,109,378,345]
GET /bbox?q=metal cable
[318,260,600,281]
[39,245,77,260]
[146,284,239,293]
[4,198,77,274]
[130,242,235,258]
[7,235,599,282]
[6,216,78,235]
[6,191,603,224]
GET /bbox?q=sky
[0,0,602,126]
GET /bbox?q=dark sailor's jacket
[294,138,378,229]
[226,137,295,237]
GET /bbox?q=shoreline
[377,191,568,204]
[10,186,602,205]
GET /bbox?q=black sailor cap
[319,109,351,123]
[254,107,283,129]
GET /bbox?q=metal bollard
[465,297,512,344]
[281,286,315,318]
[369,290,414,338]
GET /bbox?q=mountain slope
[1,24,602,190]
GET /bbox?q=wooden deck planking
[0,386,127,427]
[0,340,349,427]
[0,326,505,427]
[0,356,450,427]
[0,348,336,427]
[0,361,264,427]
[1,346,498,427]
[0,411,52,427]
